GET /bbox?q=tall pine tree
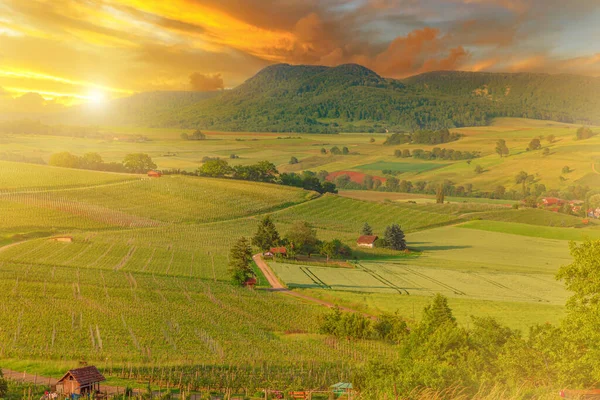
[252,215,280,252]
[229,237,254,286]
[384,224,407,250]
[361,222,373,236]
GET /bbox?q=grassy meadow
[0,117,598,389]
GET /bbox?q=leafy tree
[515,171,534,195]
[474,164,484,174]
[180,132,189,140]
[197,159,232,177]
[251,215,280,252]
[49,151,81,168]
[402,149,411,158]
[543,147,550,156]
[369,137,375,143]
[547,134,556,143]
[321,181,338,194]
[493,185,506,199]
[320,147,327,154]
[229,237,254,286]
[81,152,103,169]
[123,153,157,173]
[384,224,406,250]
[363,175,374,190]
[342,146,350,155]
[361,222,373,236]
[394,149,402,158]
[385,177,399,191]
[527,138,542,151]
[373,312,409,343]
[320,239,351,262]
[330,146,342,155]
[289,156,299,164]
[562,166,571,174]
[495,139,509,158]
[286,221,319,256]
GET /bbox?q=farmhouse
[541,197,565,206]
[357,235,378,248]
[266,247,288,257]
[56,366,105,397]
[147,170,162,178]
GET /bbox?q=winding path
[253,254,373,317]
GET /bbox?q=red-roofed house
[147,170,162,178]
[56,366,106,396]
[541,197,565,206]
[357,235,378,248]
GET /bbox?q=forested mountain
[59,65,600,132]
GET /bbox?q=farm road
[252,254,374,317]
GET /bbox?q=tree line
[49,152,157,173]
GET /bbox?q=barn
[56,366,106,397]
[357,235,378,248]
[266,247,288,257]
[147,170,162,178]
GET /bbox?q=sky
[1,0,599,112]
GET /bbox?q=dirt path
[253,254,374,317]
[1,369,142,396]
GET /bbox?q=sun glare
[87,89,107,106]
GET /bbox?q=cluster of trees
[320,307,408,341]
[49,152,157,173]
[180,130,206,140]
[231,216,354,285]
[576,126,596,140]
[252,216,351,261]
[195,159,338,194]
[361,222,407,251]
[384,129,461,146]
[352,240,600,398]
[394,147,479,161]
[0,120,146,142]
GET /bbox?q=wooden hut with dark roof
[56,366,106,396]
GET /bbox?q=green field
[355,161,446,173]
[0,119,599,391]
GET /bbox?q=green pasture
[459,220,600,241]
[355,161,446,173]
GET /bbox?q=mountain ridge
[41,64,600,131]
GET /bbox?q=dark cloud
[189,72,224,91]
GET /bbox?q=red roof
[57,366,106,386]
[542,197,564,205]
[357,235,378,244]
[244,277,258,286]
[270,247,287,254]
[147,170,162,177]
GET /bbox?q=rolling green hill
[53,64,600,132]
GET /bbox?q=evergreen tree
[361,222,373,236]
[419,294,456,336]
[229,237,254,286]
[251,215,280,252]
[384,224,406,250]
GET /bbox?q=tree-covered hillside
[58,64,600,132]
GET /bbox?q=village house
[55,366,105,397]
[357,235,378,248]
[147,170,162,178]
[264,247,288,258]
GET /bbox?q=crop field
[355,161,447,173]
[0,160,137,191]
[459,220,600,241]
[0,261,396,368]
[270,255,569,305]
[0,175,314,224]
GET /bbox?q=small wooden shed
[56,366,106,396]
[244,277,258,289]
